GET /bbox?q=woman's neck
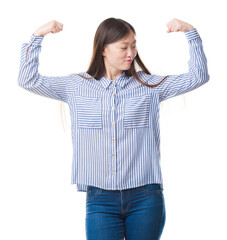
[104,69,123,81]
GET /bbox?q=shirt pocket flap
[75,95,102,129]
[124,95,151,129]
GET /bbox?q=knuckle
[51,20,57,26]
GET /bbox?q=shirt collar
[99,71,129,89]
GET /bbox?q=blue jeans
[85,184,166,240]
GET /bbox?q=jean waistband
[140,183,163,191]
[87,183,163,192]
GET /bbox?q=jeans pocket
[86,186,103,201]
[140,184,163,195]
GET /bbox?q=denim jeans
[85,183,166,240]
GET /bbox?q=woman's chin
[123,65,131,70]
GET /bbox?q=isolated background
[1,0,226,239]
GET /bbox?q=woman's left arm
[144,19,210,102]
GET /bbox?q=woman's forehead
[116,32,137,44]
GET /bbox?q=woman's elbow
[204,72,210,84]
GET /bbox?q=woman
[17,17,209,240]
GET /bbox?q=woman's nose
[127,49,135,58]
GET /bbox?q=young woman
[17,17,209,240]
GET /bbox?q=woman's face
[102,30,137,74]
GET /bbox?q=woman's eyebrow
[120,40,137,44]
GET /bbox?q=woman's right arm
[17,20,74,103]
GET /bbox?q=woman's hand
[166,18,194,33]
[33,20,64,36]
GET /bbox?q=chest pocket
[124,95,151,129]
[75,95,102,129]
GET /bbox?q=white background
[1,0,226,239]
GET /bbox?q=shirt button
[112,138,115,141]
[112,122,115,126]
[113,169,116,173]
[112,153,115,157]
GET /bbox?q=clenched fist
[33,20,64,37]
[166,18,194,33]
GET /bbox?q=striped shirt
[17,28,209,192]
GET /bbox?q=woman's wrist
[33,31,44,37]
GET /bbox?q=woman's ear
[102,44,107,57]
[102,48,106,57]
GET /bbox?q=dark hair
[77,17,169,87]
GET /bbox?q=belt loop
[161,183,164,190]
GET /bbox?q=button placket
[111,81,117,186]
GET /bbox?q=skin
[31,18,194,81]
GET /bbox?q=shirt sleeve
[139,28,210,102]
[17,34,74,103]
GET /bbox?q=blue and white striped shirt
[17,28,209,192]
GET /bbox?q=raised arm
[17,20,75,103]
[139,18,210,102]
